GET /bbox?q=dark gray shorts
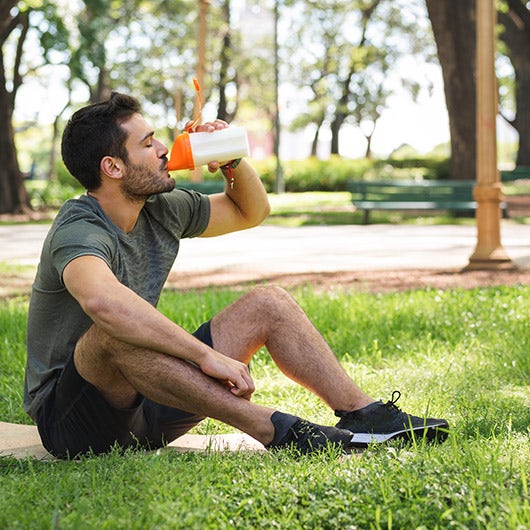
[37,321,212,459]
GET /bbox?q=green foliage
[23,160,83,209]
[25,180,83,210]
[253,155,450,192]
[20,153,455,207]
[283,0,435,153]
[36,2,70,59]
[254,156,373,192]
[372,155,451,180]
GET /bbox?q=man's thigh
[37,321,213,459]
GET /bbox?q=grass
[1,285,529,528]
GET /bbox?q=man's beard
[120,161,175,202]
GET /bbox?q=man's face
[119,113,175,200]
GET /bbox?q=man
[24,93,448,459]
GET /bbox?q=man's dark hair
[61,92,142,190]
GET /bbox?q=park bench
[346,179,508,224]
[174,180,225,194]
[500,166,530,181]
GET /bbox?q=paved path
[1,222,529,273]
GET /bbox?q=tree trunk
[0,3,30,214]
[330,111,345,155]
[426,0,476,180]
[217,0,232,121]
[498,0,530,166]
[310,115,326,156]
[364,133,373,160]
[46,104,69,182]
[0,93,29,214]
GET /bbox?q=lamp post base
[463,258,516,271]
[464,247,516,271]
[465,183,516,271]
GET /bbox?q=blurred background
[1,0,528,213]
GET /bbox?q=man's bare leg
[74,326,277,446]
[209,286,449,449]
[74,284,373,449]
[210,285,374,412]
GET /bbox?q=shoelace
[384,390,402,411]
[335,389,404,419]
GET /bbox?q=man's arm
[200,158,271,237]
[179,121,270,237]
[62,255,255,397]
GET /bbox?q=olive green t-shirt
[24,189,210,421]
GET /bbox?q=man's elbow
[82,294,119,328]
[258,199,271,223]
[248,197,271,227]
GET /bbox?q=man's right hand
[199,351,255,400]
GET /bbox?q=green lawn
[1,285,529,529]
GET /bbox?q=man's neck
[87,189,145,234]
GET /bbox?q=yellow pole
[196,0,209,109]
[466,0,513,270]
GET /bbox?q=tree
[215,0,238,122]
[328,0,384,155]
[497,0,530,166]
[208,0,277,141]
[285,0,433,158]
[37,0,197,165]
[0,1,30,214]
[68,0,113,104]
[426,0,476,180]
[1,0,68,214]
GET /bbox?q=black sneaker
[270,418,354,455]
[335,391,449,448]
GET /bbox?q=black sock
[267,411,301,448]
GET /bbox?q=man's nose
[155,138,168,157]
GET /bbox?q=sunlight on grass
[268,191,352,211]
[1,285,529,528]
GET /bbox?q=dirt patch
[0,269,36,298]
[165,268,530,293]
[3,267,529,299]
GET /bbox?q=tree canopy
[1,0,528,213]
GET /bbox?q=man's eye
[146,143,153,148]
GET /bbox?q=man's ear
[100,156,123,180]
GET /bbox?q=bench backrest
[347,180,475,202]
[175,180,225,194]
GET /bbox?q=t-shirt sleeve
[49,219,116,285]
[145,188,210,238]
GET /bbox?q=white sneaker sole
[349,424,448,447]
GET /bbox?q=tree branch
[505,0,530,30]
[12,9,29,96]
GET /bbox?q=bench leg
[363,209,370,225]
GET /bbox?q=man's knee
[247,285,295,311]
[74,325,141,408]
[75,325,130,362]
[233,285,302,331]
[73,325,131,382]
